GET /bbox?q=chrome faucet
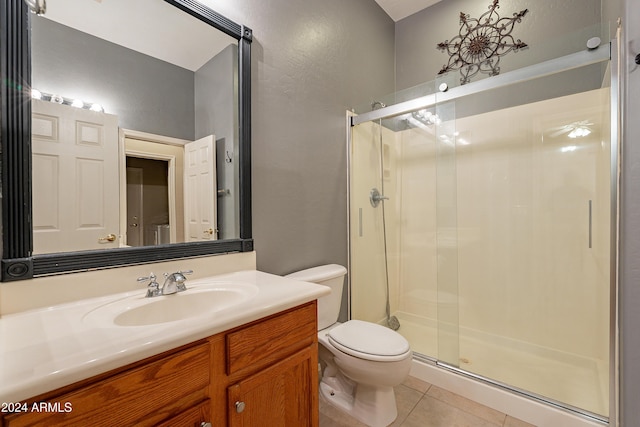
[161,270,193,295]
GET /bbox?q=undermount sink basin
[83,281,259,327]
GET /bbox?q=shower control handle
[370,188,389,208]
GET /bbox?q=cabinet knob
[200,423,212,427]
[235,401,246,413]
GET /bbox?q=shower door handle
[589,200,593,249]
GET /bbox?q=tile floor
[319,376,536,427]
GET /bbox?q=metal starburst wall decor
[436,0,529,85]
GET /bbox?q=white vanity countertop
[0,270,330,403]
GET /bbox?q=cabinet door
[227,345,318,427]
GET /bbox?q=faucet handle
[137,272,157,282]
[138,273,160,298]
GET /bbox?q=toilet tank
[285,264,347,330]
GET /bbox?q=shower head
[371,100,386,110]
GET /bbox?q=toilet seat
[328,320,411,362]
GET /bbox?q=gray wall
[195,44,239,239]
[621,0,640,423]
[206,0,396,276]
[395,0,603,91]
[32,17,195,140]
[195,44,237,143]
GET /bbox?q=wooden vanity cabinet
[1,301,319,427]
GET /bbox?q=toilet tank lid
[285,264,347,282]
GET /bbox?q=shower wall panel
[350,121,401,324]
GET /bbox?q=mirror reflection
[30,0,240,254]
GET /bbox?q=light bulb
[50,94,63,104]
[31,89,42,100]
[90,103,103,112]
[71,99,84,108]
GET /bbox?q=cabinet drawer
[4,343,210,427]
[226,302,317,376]
[155,399,211,427]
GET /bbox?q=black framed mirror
[0,0,252,281]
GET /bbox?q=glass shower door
[446,71,611,417]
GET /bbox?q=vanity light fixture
[31,88,105,112]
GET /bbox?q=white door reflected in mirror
[32,99,120,253]
[184,135,218,242]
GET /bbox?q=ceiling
[41,0,236,71]
[374,0,443,22]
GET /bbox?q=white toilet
[286,264,412,427]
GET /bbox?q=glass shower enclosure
[347,37,616,421]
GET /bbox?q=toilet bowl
[286,264,412,427]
